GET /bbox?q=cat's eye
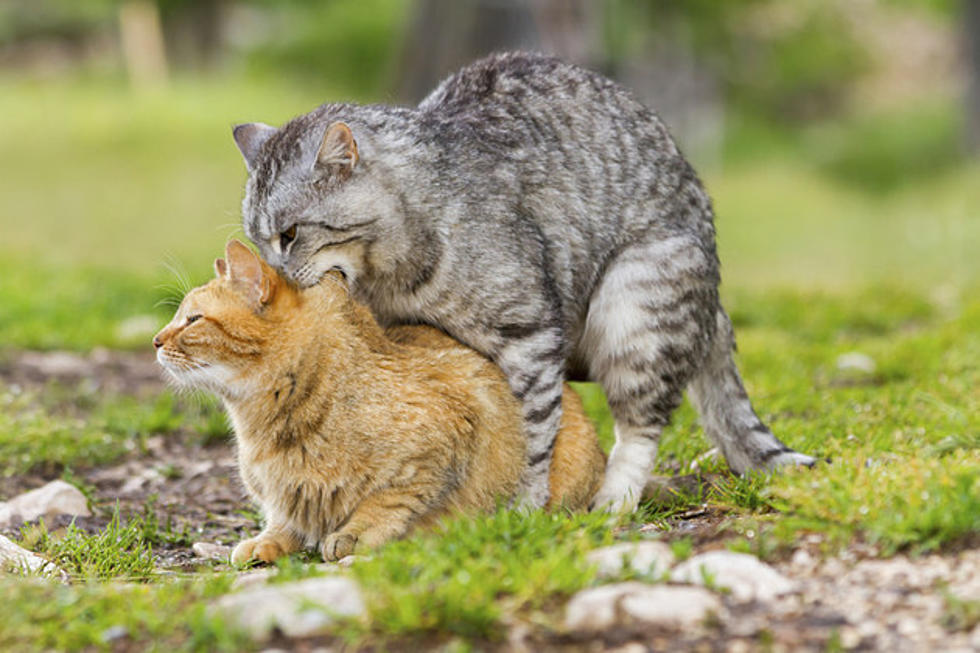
[280,225,297,250]
[185,314,202,325]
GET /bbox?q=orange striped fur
[154,240,604,563]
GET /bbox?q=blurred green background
[0,0,977,349]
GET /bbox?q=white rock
[671,551,796,603]
[586,541,676,579]
[212,576,365,639]
[565,582,723,631]
[0,480,91,527]
[192,542,232,561]
[565,583,643,631]
[119,468,164,495]
[0,534,60,577]
[836,352,876,374]
[619,585,724,628]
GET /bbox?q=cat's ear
[232,123,277,172]
[225,240,275,306]
[214,258,227,278]
[315,122,358,174]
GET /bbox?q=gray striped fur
[233,52,815,511]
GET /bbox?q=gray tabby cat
[232,52,815,512]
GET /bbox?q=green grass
[0,385,229,475]
[349,509,613,640]
[20,507,156,581]
[0,574,247,652]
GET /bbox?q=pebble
[564,582,723,632]
[0,534,62,577]
[586,541,675,579]
[192,542,232,561]
[836,352,876,374]
[211,576,365,639]
[0,480,91,527]
[671,551,795,602]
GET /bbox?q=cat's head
[153,240,299,398]
[233,114,397,289]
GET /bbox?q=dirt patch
[0,348,164,396]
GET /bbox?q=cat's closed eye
[185,314,202,325]
[280,225,297,250]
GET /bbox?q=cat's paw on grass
[231,535,289,565]
[322,532,358,562]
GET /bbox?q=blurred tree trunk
[395,0,599,104]
[966,0,980,154]
[118,0,168,88]
[396,0,540,103]
[161,0,225,71]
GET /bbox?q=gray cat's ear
[315,122,358,174]
[225,240,275,305]
[232,123,277,172]
[214,258,227,278]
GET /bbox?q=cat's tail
[687,309,816,474]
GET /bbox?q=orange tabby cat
[154,240,605,563]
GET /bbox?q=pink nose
[153,336,163,349]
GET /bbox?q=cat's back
[419,52,630,120]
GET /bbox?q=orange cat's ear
[315,122,358,175]
[324,268,349,291]
[214,258,227,278]
[225,240,276,306]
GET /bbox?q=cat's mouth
[156,349,210,379]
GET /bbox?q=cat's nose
[153,336,163,349]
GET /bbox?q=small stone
[836,352,876,374]
[230,568,275,590]
[620,585,724,628]
[0,480,91,527]
[565,583,644,631]
[119,468,164,495]
[790,548,814,570]
[839,626,862,649]
[211,576,365,640]
[564,582,723,631]
[0,534,61,577]
[336,554,368,568]
[586,541,675,579]
[671,551,796,603]
[726,641,751,653]
[192,542,232,561]
[100,625,128,643]
[607,644,647,653]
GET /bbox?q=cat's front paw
[322,532,358,562]
[231,536,287,565]
[589,480,641,515]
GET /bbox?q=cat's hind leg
[583,235,718,513]
[687,309,816,473]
